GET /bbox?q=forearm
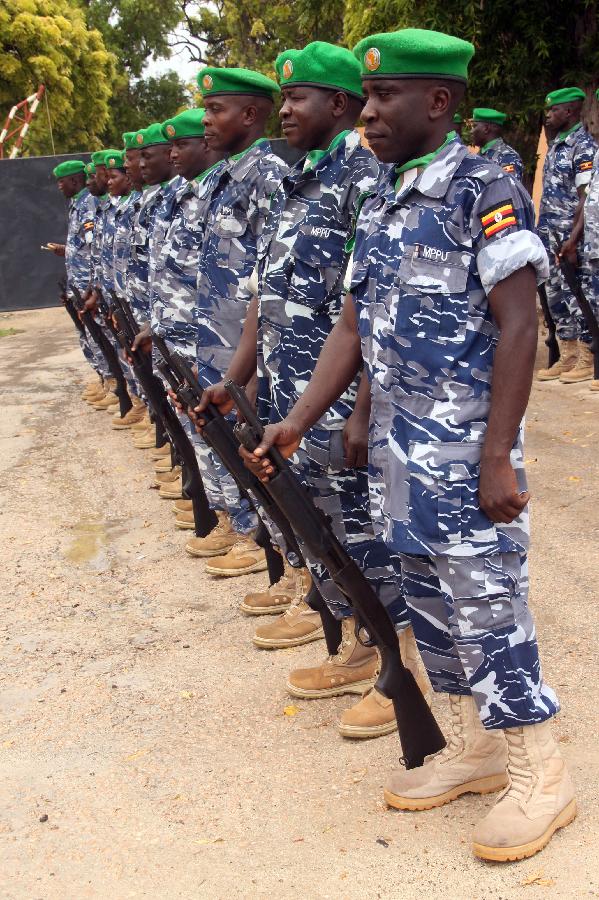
[225,296,259,385]
[287,296,362,434]
[568,197,585,244]
[352,367,371,421]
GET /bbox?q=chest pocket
[287,224,349,310]
[211,211,249,271]
[396,245,470,340]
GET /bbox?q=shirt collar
[480,137,501,154]
[387,135,467,202]
[226,139,271,182]
[291,130,361,189]
[74,187,87,200]
[558,122,583,142]
[303,129,352,172]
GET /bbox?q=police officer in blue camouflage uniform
[51,159,100,396]
[559,87,599,394]
[471,107,523,180]
[246,28,576,863]
[190,67,291,577]
[537,87,597,383]
[200,43,427,741]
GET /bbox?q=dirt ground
[1,306,598,900]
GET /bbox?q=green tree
[103,70,191,144]
[343,0,599,183]
[0,0,115,155]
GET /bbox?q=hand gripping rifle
[226,381,446,770]
[553,235,599,379]
[109,291,217,538]
[59,278,85,336]
[148,341,344,653]
[70,285,132,418]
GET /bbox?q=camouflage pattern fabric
[89,195,111,289]
[538,124,597,340]
[349,136,553,726]
[64,188,100,373]
[580,154,599,340]
[479,138,523,181]
[113,191,141,297]
[126,181,176,326]
[398,552,559,728]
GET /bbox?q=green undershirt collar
[558,122,582,141]
[304,130,351,172]
[74,187,86,200]
[194,161,221,183]
[481,137,501,153]
[394,131,457,188]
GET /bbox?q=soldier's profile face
[279,85,337,151]
[361,79,429,164]
[106,168,131,197]
[545,103,569,130]
[169,137,208,180]
[203,96,250,152]
[139,144,173,184]
[94,165,108,194]
[124,149,143,186]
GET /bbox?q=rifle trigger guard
[355,622,375,649]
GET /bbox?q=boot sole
[472,798,577,862]
[239,601,292,616]
[111,423,135,430]
[338,720,398,739]
[205,560,268,576]
[185,544,238,559]
[252,627,324,649]
[159,490,183,499]
[286,677,376,699]
[559,376,593,383]
[384,773,509,811]
[175,520,196,530]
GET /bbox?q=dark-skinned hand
[343,410,369,468]
[479,455,530,524]
[239,419,302,482]
[557,238,578,266]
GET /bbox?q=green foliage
[0,0,115,155]
[101,70,191,144]
[343,0,599,183]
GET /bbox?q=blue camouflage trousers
[579,256,599,344]
[539,229,583,341]
[78,331,101,375]
[270,426,409,631]
[396,551,559,730]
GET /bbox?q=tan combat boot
[590,379,599,391]
[174,509,196,530]
[384,694,508,810]
[537,339,578,381]
[559,341,594,383]
[158,477,182,499]
[155,455,175,473]
[111,397,146,430]
[131,413,152,432]
[82,379,103,399]
[133,430,158,450]
[85,384,107,404]
[154,465,182,487]
[286,616,378,699]
[150,443,171,459]
[204,538,267,576]
[173,498,193,514]
[185,513,238,558]
[91,377,119,409]
[472,720,576,862]
[252,595,324,649]
[338,625,432,739]
[240,562,310,616]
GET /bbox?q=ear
[242,102,258,127]
[330,91,349,119]
[427,85,451,121]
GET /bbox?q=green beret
[453,113,463,124]
[85,162,96,175]
[122,131,139,150]
[353,28,474,83]
[91,150,108,167]
[472,107,507,125]
[198,67,280,100]
[275,41,363,99]
[161,109,206,141]
[105,149,126,169]
[545,87,586,107]
[52,159,86,179]
[134,122,171,149]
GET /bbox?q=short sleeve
[471,176,549,294]
[573,136,596,188]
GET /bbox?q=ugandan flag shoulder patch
[577,160,593,172]
[502,163,515,173]
[83,221,94,231]
[480,200,517,238]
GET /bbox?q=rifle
[553,235,599,379]
[59,278,85,336]
[109,291,217,538]
[70,285,132,418]
[537,283,560,368]
[149,340,344,653]
[226,380,446,770]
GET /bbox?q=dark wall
[0,142,301,313]
[0,153,91,312]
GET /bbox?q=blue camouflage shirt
[256,129,381,429]
[194,140,289,387]
[89,195,111,289]
[538,122,597,233]
[113,190,140,296]
[350,137,548,557]
[65,188,96,292]
[479,137,524,181]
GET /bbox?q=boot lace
[503,730,534,803]
[435,693,466,762]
